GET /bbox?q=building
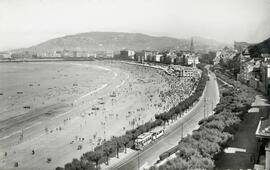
[249,68,261,90]
[144,51,153,61]
[76,51,95,57]
[61,50,74,57]
[262,53,270,62]
[255,117,270,170]
[190,38,194,53]
[238,59,261,84]
[135,52,145,63]
[181,67,198,77]
[95,51,107,58]
[0,52,12,59]
[137,50,159,62]
[184,54,199,67]
[76,51,87,57]
[175,53,185,65]
[106,51,114,58]
[153,54,163,62]
[52,51,62,57]
[134,51,159,62]
[163,52,177,64]
[169,65,199,78]
[259,62,270,95]
[120,50,135,60]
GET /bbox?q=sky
[0,0,270,51]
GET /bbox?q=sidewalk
[215,95,270,169]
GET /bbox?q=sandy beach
[0,61,196,170]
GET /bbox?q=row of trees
[155,64,208,123]
[152,70,256,170]
[56,64,209,170]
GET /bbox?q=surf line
[78,83,108,101]
[51,110,72,120]
[71,63,112,72]
[115,72,129,89]
[51,83,109,121]
[0,131,20,141]
[116,80,125,89]
[25,121,42,130]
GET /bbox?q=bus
[134,127,165,150]
[150,127,165,140]
[134,132,153,150]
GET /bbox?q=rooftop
[256,117,270,138]
[137,132,152,139]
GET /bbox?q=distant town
[1,38,270,97]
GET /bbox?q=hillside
[248,37,270,57]
[18,32,226,53]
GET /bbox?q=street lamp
[137,150,140,170]
[181,123,184,139]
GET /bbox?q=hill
[15,32,226,53]
[248,37,270,57]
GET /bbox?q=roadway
[109,68,220,170]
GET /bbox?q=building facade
[0,52,12,59]
[238,59,261,84]
[255,117,270,170]
[106,51,114,58]
[120,50,135,60]
[259,62,270,95]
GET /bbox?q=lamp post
[137,150,140,170]
[181,123,184,139]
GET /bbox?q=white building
[53,51,62,57]
[154,54,163,62]
[106,51,114,58]
[0,52,12,59]
[185,54,199,66]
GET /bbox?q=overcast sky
[0,0,270,51]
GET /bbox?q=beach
[0,61,196,170]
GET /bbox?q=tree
[83,151,102,168]
[120,136,129,153]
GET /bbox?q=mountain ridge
[12,32,227,53]
[248,37,270,57]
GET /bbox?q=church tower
[190,38,194,53]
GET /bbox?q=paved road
[110,69,220,170]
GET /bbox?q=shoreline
[0,57,95,63]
